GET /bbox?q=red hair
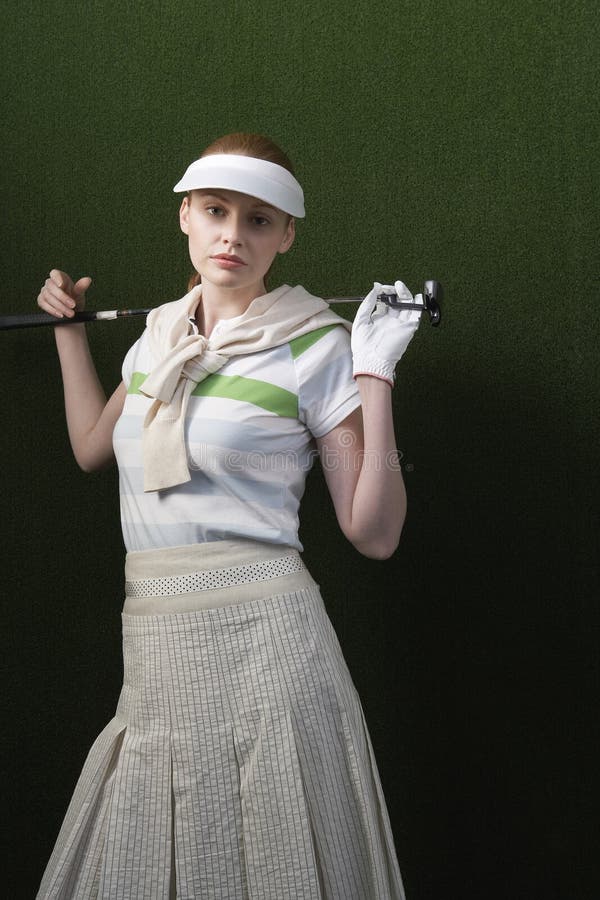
[200,132,296,172]
[185,133,296,291]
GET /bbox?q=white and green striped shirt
[112,321,361,552]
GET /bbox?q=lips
[211,254,246,266]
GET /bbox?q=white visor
[173,153,305,218]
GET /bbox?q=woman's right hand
[37,268,92,319]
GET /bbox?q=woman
[36,132,421,899]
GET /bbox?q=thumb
[73,276,92,298]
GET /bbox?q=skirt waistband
[122,539,317,616]
[125,554,305,599]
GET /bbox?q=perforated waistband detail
[125,554,305,598]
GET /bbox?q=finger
[354,283,382,325]
[37,291,66,318]
[393,280,414,302]
[39,277,78,317]
[372,283,398,317]
[49,269,74,294]
[392,281,423,324]
[48,269,90,317]
[73,276,92,297]
[395,309,422,324]
[43,277,77,307]
[399,292,424,321]
[38,287,72,318]
[372,299,390,319]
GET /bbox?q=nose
[222,210,244,246]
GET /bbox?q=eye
[206,205,225,216]
[252,215,270,226]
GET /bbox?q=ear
[179,196,191,234]
[278,217,296,254]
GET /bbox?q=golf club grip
[0,310,99,330]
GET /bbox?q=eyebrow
[198,191,277,212]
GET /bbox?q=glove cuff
[352,355,396,385]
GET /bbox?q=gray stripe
[185,417,309,452]
[115,414,313,456]
[118,466,289,509]
[120,520,302,554]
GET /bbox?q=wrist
[354,372,394,388]
[352,354,395,385]
[54,321,88,340]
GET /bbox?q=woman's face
[179,188,295,295]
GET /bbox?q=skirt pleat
[37,573,406,900]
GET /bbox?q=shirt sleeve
[294,325,361,437]
[121,329,148,390]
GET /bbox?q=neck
[195,279,267,337]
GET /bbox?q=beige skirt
[37,539,406,900]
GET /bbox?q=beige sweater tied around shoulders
[140,283,352,492]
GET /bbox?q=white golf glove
[351,281,424,385]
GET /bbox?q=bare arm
[316,375,406,560]
[38,269,126,472]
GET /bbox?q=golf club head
[376,279,443,325]
[423,280,442,326]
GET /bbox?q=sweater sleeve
[292,324,361,438]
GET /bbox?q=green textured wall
[1,2,597,898]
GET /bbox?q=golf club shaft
[0,288,440,331]
[0,299,370,331]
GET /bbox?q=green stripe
[128,371,148,394]
[192,374,298,417]
[129,326,342,395]
[128,370,298,418]
[289,324,339,359]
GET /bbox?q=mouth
[211,254,246,267]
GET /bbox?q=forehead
[192,187,279,212]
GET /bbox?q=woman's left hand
[351,281,424,385]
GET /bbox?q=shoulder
[290,322,352,374]
[290,319,350,358]
[121,327,152,390]
[290,324,360,437]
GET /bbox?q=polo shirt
[112,322,361,552]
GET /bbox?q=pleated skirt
[36,539,406,900]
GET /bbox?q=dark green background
[1,1,597,898]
